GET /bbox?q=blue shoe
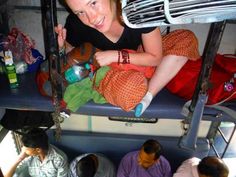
[135,103,143,117]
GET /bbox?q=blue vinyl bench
[48,130,210,173]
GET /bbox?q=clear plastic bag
[4,28,36,64]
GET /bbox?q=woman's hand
[94,50,118,66]
[55,24,67,49]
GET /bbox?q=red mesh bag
[97,68,148,111]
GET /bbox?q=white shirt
[173,157,201,177]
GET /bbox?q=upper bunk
[0,71,236,122]
[0,0,236,123]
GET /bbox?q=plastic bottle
[15,61,28,74]
[4,50,19,89]
[64,63,90,84]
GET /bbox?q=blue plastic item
[27,48,44,72]
[65,63,90,84]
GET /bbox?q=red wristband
[121,50,130,64]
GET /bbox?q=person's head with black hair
[198,156,229,177]
[138,139,162,169]
[76,154,97,177]
[21,128,49,157]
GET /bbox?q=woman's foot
[135,91,153,117]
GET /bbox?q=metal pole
[190,21,227,112]
[41,0,62,140]
[179,21,227,150]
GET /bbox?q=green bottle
[4,50,19,89]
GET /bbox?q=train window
[0,131,18,175]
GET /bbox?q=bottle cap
[4,50,14,65]
[85,63,91,70]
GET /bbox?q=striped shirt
[15,145,68,177]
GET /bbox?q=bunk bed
[0,70,235,119]
[0,0,236,173]
[1,71,235,120]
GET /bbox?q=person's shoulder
[94,153,114,164]
[71,153,91,163]
[177,157,200,169]
[124,24,156,34]
[158,155,171,165]
[126,150,138,155]
[185,157,201,165]
[50,144,68,162]
[123,150,139,159]
[174,157,199,177]
[94,153,110,160]
[159,155,169,161]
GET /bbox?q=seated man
[4,128,68,177]
[173,156,229,177]
[68,153,116,177]
[117,139,172,177]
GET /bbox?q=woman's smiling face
[66,0,116,33]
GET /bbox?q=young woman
[55,0,199,117]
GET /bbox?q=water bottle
[15,61,28,74]
[65,63,90,84]
[4,50,19,89]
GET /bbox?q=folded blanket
[63,66,110,112]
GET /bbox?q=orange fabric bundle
[97,68,148,111]
[162,29,200,60]
[109,50,156,79]
[110,62,155,79]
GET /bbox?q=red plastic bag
[166,54,236,104]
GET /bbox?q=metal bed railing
[121,0,236,28]
[207,121,236,158]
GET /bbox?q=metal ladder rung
[217,127,229,144]
[210,143,221,158]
